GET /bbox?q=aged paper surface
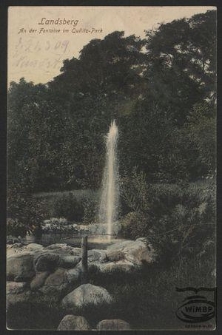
[7,6,216,330]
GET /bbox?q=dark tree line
[8,10,216,194]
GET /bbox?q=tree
[50,31,145,99]
[144,10,216,126]
[8,79,71,192]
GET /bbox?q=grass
[85,253,216,329]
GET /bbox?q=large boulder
[7,253,35,281]
[33,252,60,272]
[59,255,81,268]
[62,284,113,310]
[107,238,156,265]
[97,319,131,330]
[57,315,90,330]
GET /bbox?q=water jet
[99,120,119,240]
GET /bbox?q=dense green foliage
[8,11,216,192]
[7,11,216,243]
[120,170,216,263]
[51,192,98,223]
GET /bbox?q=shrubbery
[82,197,98,224]
[120,170,216,263]
[52,193,84,222]
[51,192,98,223]
[7,184,45,236]
[7,218,27,237]
[120,211,150,240]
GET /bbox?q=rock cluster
[6,238,155,329]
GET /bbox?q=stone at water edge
[97,319,131,330]
[62,284,113,310]
[57,315,91,330]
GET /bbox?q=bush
[82,197,98,224]
[7,184,45,235]
[121,168,150,214]
[121,170,216,264]
[120,211,150,239]
[52,192,84,222]
[7,218,27,237]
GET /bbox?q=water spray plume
[99,120,119,240]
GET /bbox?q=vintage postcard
[7,6,217,330]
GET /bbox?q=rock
[34,252,60,272]
[30,272,50,291]
[107,239,156,265]
[46,244,81,256]
[97,319,131,330]
[7,253,35,281]
[57,315,90,330]
[97,260,135,273]
[88,249,107,263]
[62,284,113,310]
[6,281,27,294]
[66,268,81,284]
[45,243,69,250]
[39,268,69,296]
[7,243,25,257]
[59,255,81,268]
[107,240,136,251]
[106,249,125,262]
[25,243,44,251]
[45,245,82,259]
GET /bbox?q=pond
[25,232,122,250]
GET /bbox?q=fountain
[99,120,119,240]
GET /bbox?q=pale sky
[8,6,215,85]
